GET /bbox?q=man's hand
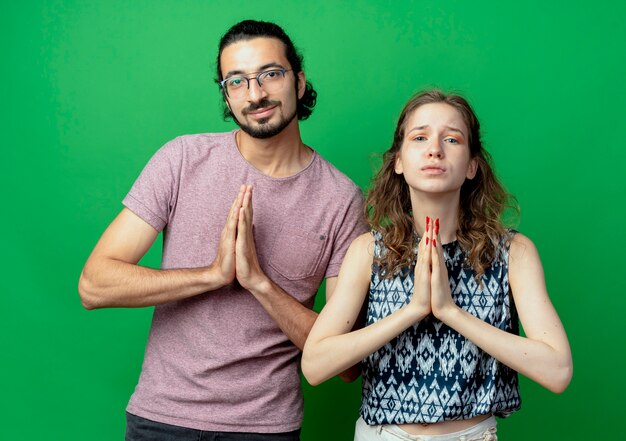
[235,185,269,291]
[209,185,246,287]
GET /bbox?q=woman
[302,90,572,440]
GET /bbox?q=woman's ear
[394,153,403,175]
[466,157,478,179]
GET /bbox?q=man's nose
[247,78,268,101]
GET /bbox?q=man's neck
[236,119,312,178]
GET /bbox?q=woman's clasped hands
[409,216,458,322]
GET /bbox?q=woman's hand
[428,218,458,321]
[409,216,433,320]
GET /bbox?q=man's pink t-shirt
[122,131,366,432]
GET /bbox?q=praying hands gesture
[408,216,458,321]
[211,184,267,291]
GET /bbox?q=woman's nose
[427,141,444,158]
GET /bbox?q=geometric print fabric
[361,230,521,424]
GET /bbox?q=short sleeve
[325,187,368,278]
[122,138,182,232]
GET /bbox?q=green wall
[3,1,624,439]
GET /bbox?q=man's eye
[262,70,281,80]
[228,78,244,87]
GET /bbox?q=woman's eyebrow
[407,125,465,136]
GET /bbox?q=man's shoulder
[152,130,236,162]
[175,130,236,150]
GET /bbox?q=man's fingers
[232,185,246,214]
[237,203,247,237]
[225,185,246,232]
[242,185,251,207]
[241,185,253,222]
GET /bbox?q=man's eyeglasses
[218,68,293,99]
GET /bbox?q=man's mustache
[242,99,281,115]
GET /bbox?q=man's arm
[78,187,244,309]
[242,277,319,351]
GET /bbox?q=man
[79,19,366,440]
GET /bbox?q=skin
[302,103,573,434]
[78,38,358,384]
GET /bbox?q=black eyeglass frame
[217,68,293,98]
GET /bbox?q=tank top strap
[371,229,385,259]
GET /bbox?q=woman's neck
[410,191,460,244]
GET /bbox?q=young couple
[80,19,572,441]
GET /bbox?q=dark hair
[216,19,317,120]
[366,89,519,278]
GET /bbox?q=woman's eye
[445,137,459,144]
[413,136,426,141]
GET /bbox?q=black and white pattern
[360,230,521,425]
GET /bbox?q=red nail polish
[426,216,430,232]
[433,239,436,247]
[425,237,429,245]
[435,218,439,235]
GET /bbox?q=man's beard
[234,99,297,139]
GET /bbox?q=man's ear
[224,95,233,113]
[297,71,306,99]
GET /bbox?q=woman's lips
[422,166,446,175]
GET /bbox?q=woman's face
[394,102,477,196]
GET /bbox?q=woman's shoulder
[338,232,376,277]
[507,231,541,266]
[350,231,377,252]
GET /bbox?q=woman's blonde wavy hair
[366,90,518,278]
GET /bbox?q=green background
[3,1,625,439]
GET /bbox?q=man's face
[219,37,305,139]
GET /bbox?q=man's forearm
[78,258,226,309]
[248,280,363,382]
[246,278,318,351]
